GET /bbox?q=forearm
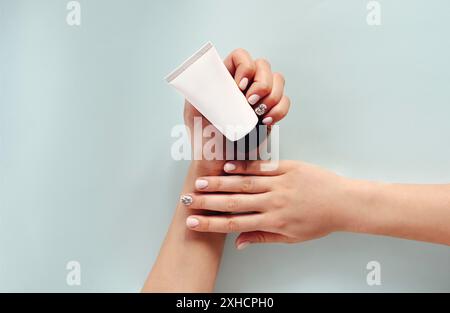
[340,180,450,245]
[142,163,226,292]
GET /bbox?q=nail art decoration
[255,103,267,116]
[180,195,193,206]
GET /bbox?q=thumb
[235,231,289,250]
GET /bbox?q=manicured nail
[248,94,260,105]
[180,195,193,206]
[224,163,236,172]
[237,241,250,250]
[239,77,249,90]
[262,117,273,125]
[186,217,199,228]
[255,103,267,116]
[195,179,208,190]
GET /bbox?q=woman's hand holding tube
[183,48,290,175]
[184,48,290,132]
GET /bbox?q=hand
[183,49,290,175]
[182,160,352,248]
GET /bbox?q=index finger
[223,160,287,176]
[223,48,256,91]
[186,213,267,233]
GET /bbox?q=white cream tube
[166,42,258,142]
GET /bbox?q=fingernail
[195,179,208,190]
[237,241,250,250]
[239,77,249,90]
[180,195,193,206]
[262,117,273,125]
[224,163,236,172]
[248,94,260,105]
[186,217,199,228]
[255,103,267,116]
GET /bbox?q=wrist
[333,177,385,234]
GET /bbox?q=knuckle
[274,72,285,84]
[262,95,277,106]
[226,218,239,232]
[215,177,223,191]
[256,58,271,68]
[279,109,288,119]
[247,62,257,73]
[233,48,255,72]
[258,82,271,94]
[285,96,291,108]
[240,177,254,192]
[202,218,210,231]
[272,217,288,230]
[271,195,287,210]
[227,197,239,211]
[233,47,247,55]
[278,100,290,118]
[196,197,206,210]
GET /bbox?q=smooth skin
[184,160,450,248]
[143,49,290,292]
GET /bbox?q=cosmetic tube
[166,42,258,141]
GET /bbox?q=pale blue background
[1,0,450,292]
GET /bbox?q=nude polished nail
[262,117,273,125]
[239,77,249,90]
[186,217,200,228]
[248,94,260,105]
[224,163,236,172]
[195,179,208,189]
